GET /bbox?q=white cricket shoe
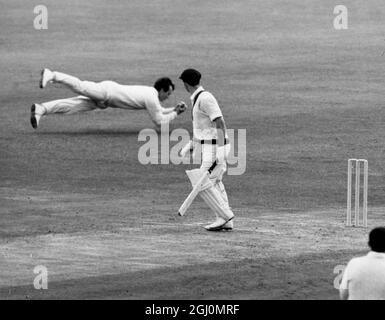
[39,68,54,89]
[204,217,228,231]
[30,103,46,129]
[221,219,233,231]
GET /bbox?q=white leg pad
[186,169,203,186]
[199,185,234,221]
[185,169,218,219]
[185,169,212,191]
[185,167,234,221]
[215,181,229,204]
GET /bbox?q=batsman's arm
[213,116,229,164]
[213,116,227,147]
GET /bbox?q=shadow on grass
[0,249,366,300]
[29,128,143,136]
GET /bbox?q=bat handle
[208,160,217,174]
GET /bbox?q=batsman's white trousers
[188,143,234,221]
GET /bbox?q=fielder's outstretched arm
[161,106,177,114]
[146,100,186,126]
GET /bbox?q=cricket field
[1,0,385,299]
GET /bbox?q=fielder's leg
[40,68,109,102]
[30,96,101,129]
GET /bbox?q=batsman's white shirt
[340,251,385,300]
[190,86,225,140]
[190,86,230,172]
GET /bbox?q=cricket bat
[178,161,217,216]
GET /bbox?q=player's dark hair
[154,77,175,92]
[179,68,201,86]
[368,227,385,252]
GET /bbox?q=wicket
[346,159,368,227]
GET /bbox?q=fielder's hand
[175,101,187,115]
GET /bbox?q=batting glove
[216,145,227,164]
[180,140,193,158]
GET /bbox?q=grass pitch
[1,0,385,299]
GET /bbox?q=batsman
[179,69,234,231]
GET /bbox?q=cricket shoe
[39,68,54,89]
[221,219,233,231]
[204,217,233,232]
[30,103,46,129]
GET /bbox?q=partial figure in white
[179,68,234,231]
[339,227,385,300]
[31,68,187,129]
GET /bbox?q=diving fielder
[31,68,187,129]
[179,69,234,231]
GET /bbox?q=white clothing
[190,86,224,140]
[41,72,177,126]
[340,251,385,300]
[188,86,234,224]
